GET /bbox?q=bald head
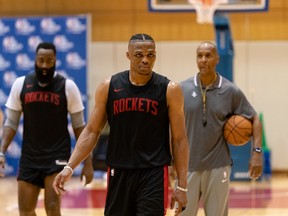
[197,41,218,55]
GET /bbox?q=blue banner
[0,15,89,176]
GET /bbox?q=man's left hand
[249,153,263,180]
[80,159,94,186]
[170,189,188,216]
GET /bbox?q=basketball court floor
[1,172,288,216]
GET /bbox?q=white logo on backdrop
[0,20,10,35]
[28,36,43,51]
[56,59,62,68]
[3,71,18,88]
[3,36,23,53]
[53,35,74,51]
[66,52,86,69]
[15,19,35,35]
[0,55,11,70]
[16,54,34,70]
[41,18,61,34]
[0,89,8,105]
[66,17,86,34]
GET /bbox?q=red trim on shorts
[107,167,110,192]
[105,166,111,207]
[163,165,169,215]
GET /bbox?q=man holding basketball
[179,41,263,216]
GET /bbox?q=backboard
[148,0,269,13]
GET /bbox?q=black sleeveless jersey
[19,73,70,168]
[106,70,171,168]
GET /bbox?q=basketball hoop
[188,0,228,24]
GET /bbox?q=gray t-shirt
[180,73,257,172]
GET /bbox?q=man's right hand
[53,167,73,195]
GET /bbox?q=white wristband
[0,152,5,157]
[176,186,188,192]
[64,165,74,175]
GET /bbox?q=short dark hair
[129,33,154,43]
[36,42,56,55]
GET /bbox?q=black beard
[35,65,55,85]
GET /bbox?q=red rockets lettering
[113,97,158,115]
[24,91,60,105]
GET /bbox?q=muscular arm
[0,108,21,176]
[251,115,262,150]
[167,81,189,213]
[0,126,17,177]
[53,78,110,193]
[0,108,21,153]
[0,127,17,153]
[1,76,23,155]
[167,81,189,188]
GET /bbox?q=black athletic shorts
[104,165,169,216]
[17,165,63,188]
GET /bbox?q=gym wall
[0,0,287,41]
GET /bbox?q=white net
[188,0,228,24]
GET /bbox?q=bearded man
[0,42,94,216]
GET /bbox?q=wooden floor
[1,172,288,216]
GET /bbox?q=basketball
[223,115,253,146]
